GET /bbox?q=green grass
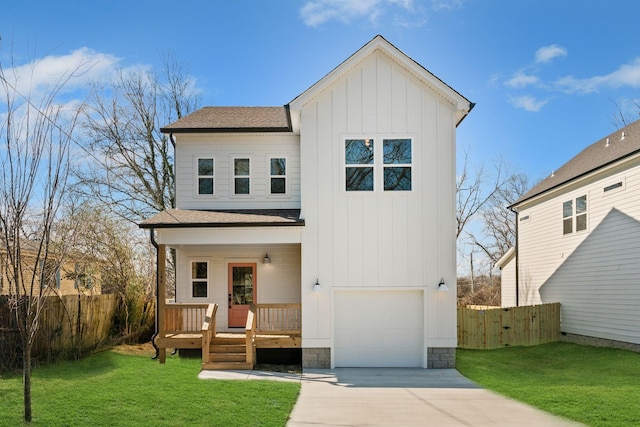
[457,342,640,426]
[0,351,300,426]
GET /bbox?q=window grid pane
[563,201,573,218]
[345,139,374,165]
[383,139,411,164]
[384,167,412,191]
[346,167,374,191]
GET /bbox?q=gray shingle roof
[139,209,304,228]
[160,106,292,133]
[512,119,640,208]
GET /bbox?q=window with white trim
[197,158,214,195]
[191,261,209,298]
[563,195,587,235]
[233,158,250,195]
[345,137,412,192]
[269,157,287,194]
[345,139,374,191]
[383,139,412,191]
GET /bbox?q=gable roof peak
[288,35,472,125]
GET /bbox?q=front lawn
[457,342,640,426]
[0,349,300,426]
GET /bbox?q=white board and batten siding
[293,46,461,367]
[174,133,300,210]
[517,158,640,344]
[174,244,301,330]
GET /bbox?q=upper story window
[345,139,374,191]
[191,261,209,298]
[562,195,587,235]
[197,158,214,195]
[74,263,94,289]
[233,158,250,195]
[270,158,287,194]
[345,137,412,192]
[383,139,412,191]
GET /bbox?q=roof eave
[160,126,292,134]
[139,220,305,229]
[510,148,640,210]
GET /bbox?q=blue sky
[4,0,640,183]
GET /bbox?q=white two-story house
[140,35,473,369]
[505,119,640,349]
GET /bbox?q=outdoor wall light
[313,280,320,293]
[438,278,449,292]
[263,253,271,264]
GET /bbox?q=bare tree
[0,54,83,422]
[456,151,508,239]
[54,201,155,341]
[472,172,531,264]
[75,54,200,222]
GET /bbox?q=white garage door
[334,290,423,367]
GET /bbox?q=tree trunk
[23,341,32,422]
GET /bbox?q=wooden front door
[228,263,257,327]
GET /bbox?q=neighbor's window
[345,139,374,191]
[74,263,93,289]
[191,261,208,298]
[563,195,587,235]
[41,260,61,289]
[270,158,287,194]
[234,158,250,195]
[197,158,214,195]
[383,139,412,191]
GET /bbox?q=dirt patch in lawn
[110,341,156,357]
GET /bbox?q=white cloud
[506,71,540,88]
[555,57,640,94]
[510,95,547,112]
[300,0,419,27]
[535,45,567,64]
[430,0,465,11]
[1,48,122,101]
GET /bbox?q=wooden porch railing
[163,303,209,335]
[201,304,218,364]
[253,303,301,335]
[245,307,256,366]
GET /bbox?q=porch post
[158,244,167,364]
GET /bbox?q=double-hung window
[345,139,375,191]
[383,139,412,191]
[197,158,214,195]
[562,195,587,235]
[191,261,209,298]
[345,137,412,192]
[234,158,251,195]
[270,158,287,194]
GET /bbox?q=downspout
[168,132,176,148]
[149,228,160,359]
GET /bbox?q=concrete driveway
[199,368,582,426]
[287,368,582,427]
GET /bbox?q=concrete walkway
[200,368,583,426]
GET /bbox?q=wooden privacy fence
[457,303,561,349]
[0,294,120,366]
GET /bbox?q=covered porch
[155,300,301,369]
[142,209,305,370]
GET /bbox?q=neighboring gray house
[505,119,640,348]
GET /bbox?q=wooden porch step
[210,344,246,353]
[211,337,245,345]
[202,361,253,370]
[210,352,246,363]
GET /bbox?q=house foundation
[302,348,331,368]
[427,347,456,368]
